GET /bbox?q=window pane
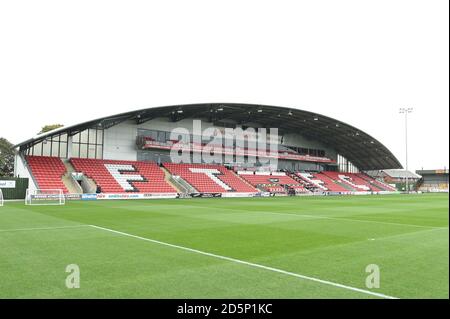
[96,146,103,159]
[59,142,67,158]
[96,130,103,144]
[88,145,96,158]
[33,142,41,156]
[80,130,88,143]
[72,133,80,143]
[51,141,59,157]
[79,144,88,158]
[72,143,80,158]
[42,139,51,156]
[89,129,97,144]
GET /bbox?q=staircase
[64,160,97,193]
[161,166,182,193]
[335,179,356,191]
[161,166,196,193]
[62,160,83,194]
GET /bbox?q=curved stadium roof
[15,103,402,171]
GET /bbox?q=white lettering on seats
[299,173,328,191]
[189,168,232,191]
[338,175,370,191]
[104,164,145,191]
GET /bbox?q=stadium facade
[12,103,402,200]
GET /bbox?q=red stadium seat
[238,172,303,194]
[163,163,258,193]
[70,158,177,193]
[26,156,69,193]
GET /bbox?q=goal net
[0,189,3,206]
[25,189,65,206]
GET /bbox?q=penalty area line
[89,224,399,299]
[0,225,89,233]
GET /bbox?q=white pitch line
[89,224,398,299]
[0,225,88,233]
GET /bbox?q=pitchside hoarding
[0,180,16,188]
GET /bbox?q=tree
[39,124,64,134]
[0,137,14,177]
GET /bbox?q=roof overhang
[14,103,402,170]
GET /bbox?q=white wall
[103,121,138,160]
[14,153,37,192]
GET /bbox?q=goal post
[25,189,65,206]
[0,189,3,206]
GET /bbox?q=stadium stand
[321,171,374,192]
[355,173,397,191]
[237,171,304,194]
[163,163,258,193]
[25,155,397,195]
[238,172,299,186]
[296,172,328,191]
[26,156,69,193]
[415,169,449,193]
[297,172,349,192]
[70,158,176,193]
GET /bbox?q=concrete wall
[103,121,138,161]
[14,153,37,192]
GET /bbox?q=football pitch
[0,194,448,299]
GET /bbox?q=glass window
[96,130,103,144]
[42,139,51,155]
[59,142,67,158]
[89,129,97,144]
[32,142,41,156]
[72,143,80,158]
[79,144,88,158]
[72,133,80,143]
[96,146,103,159]
[157,131,166,143]
[51,141,59,157]
[80,130,89,143]
[88,145,96,159]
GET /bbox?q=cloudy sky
[0,0,448,171]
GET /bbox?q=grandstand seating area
[24,155,396,195]
[163,163,257,193]
[237,172,305,194]
[297,172,347,192]
[26,156,69,193]
[321,171,373,192]
[238,172,299,186]
[70,158,176,193]
[356,173,397,191]
[297,171,396,192]
[289,185,308,193]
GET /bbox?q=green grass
[0,193,448,299]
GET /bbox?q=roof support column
[67,135,73,159]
